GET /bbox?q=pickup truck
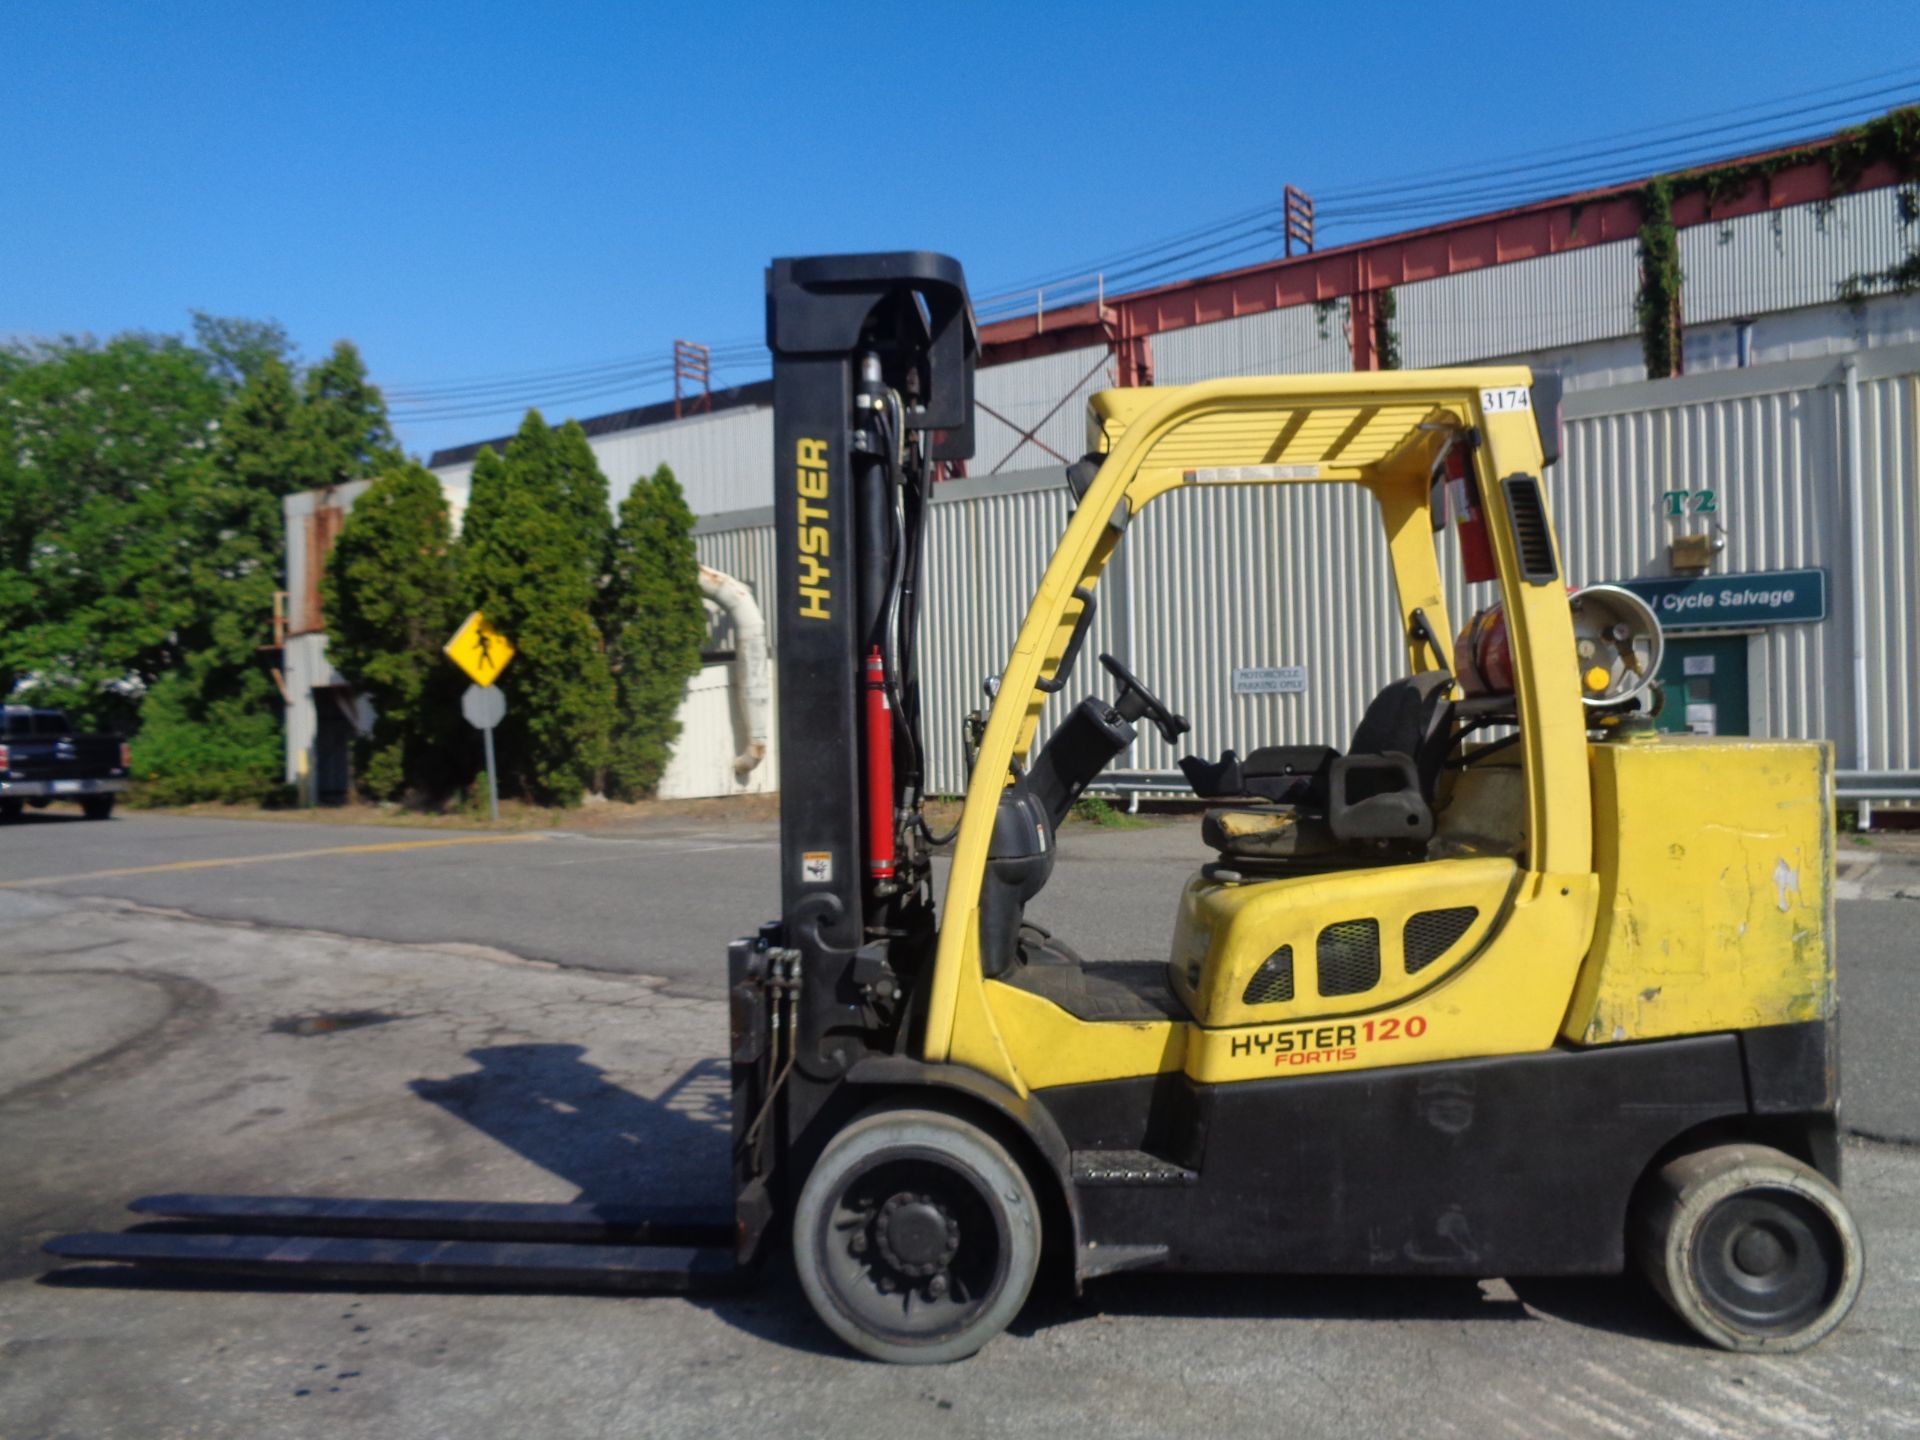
[0,706,131,820]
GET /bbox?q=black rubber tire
[793,1106,1041,1364]
[1632,1142,1862,1353]
[81,796,115,821]
[0,799,20,821]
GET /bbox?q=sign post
[460,683,508,822]
[445,612,516,825]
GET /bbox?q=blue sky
[6,2,1917,458]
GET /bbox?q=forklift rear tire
[793,1106,1041,1364]
[81,796,115,821]
[1633,1143,1862,1353]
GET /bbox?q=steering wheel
[1099,653,1191,744]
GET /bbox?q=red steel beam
[979,144,1907,371]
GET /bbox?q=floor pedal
[1070,1150,1198,1186]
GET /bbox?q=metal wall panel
[1854,370,1919,771]
[1119,481,1403,778]
[585,405,773,516]
[970,345,1113,475]
[1550,382,1843,754]
[659,348,1920,790]
[1151,304,1350,384]
[1397,239,1641,369]
[1683,292,1920,372]
[1523,348,1919,773]
[917,475,1099,794]
[431,406,773,526]
[1681,187,1912,326]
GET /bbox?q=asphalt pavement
[2,807,1912,1138]
[2,807,1918,1439]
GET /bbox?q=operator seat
[1184,671,1456,864]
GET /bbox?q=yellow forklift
[52,253,1859,1364]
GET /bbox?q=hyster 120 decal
[796,438,831,620]
[1231,1014,1429,1068]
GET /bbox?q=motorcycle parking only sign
[1233,666,1308,695]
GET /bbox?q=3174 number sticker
[1480,386,1531,413]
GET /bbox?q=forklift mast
[730,254,977,1241]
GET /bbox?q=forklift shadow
[407,1045,733,1208]
[1009,1270,1689,1347]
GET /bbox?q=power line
[391,69,1920,433]
[973,71,1920,311]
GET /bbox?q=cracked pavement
[1,811,1917,1439]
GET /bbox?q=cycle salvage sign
[1233,666,1308,695]
[1615,568,1827,630]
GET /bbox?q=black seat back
[1347,671,1455,801]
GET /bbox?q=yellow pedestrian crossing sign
[444,611,515,687]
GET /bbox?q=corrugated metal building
[689,341,1919,798]
[410,127,1919,805]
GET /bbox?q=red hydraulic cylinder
[864,648,896,881]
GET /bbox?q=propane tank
[1454,604,1515,697]
[1456,586,1665,709]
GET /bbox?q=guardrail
[1089,768,1920,823]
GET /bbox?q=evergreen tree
[493,411,611,583]
[191,311,295,388]
[322,464,460,800]
[552,419,614,580]
[604,465,705,798]
[457,430,615,804]
[303,340,402,489]
[133,356,311,800]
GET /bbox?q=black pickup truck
[0,706,131,820]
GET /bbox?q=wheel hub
[873,1192,960,1277]
[1693,1190,1839,1332]
[1733,1224,1788,1277]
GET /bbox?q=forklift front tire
[793,1106,1041,1364]
[1633,1143,1862,1353]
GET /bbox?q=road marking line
[0,833,549,890]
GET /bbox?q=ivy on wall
[1634,105,1920,378]
[1374,286,1402,369]
[1635,179,1682,379]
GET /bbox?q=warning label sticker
[801,851,833,884]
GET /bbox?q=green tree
[130,356,310,800]
[487,411,611,582]
[322,464,461,800]
[457,436,616,804]
[303,340,402,489]
[603,465,705,798]
[191,311,295,388]
[0,335,228,727]
[552,419,614,579]
[0,321,402,807]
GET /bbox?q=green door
[1654,634,1751,736]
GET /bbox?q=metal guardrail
[1836,772,1920,802]
[1091,769,1920,804]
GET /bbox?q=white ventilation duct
[699,564,770,775]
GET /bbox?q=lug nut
[927,1274,949,1298]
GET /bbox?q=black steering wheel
[1099,653,1191,744]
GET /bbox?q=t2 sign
[1661,489,1718,518]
